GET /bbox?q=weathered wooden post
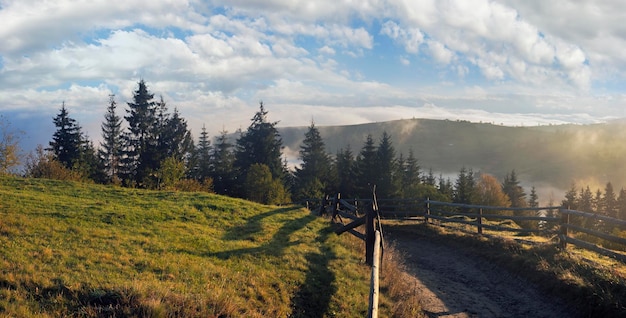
[365,202,376,266]
[477,207,483,234]
[368,230,381,318]
[319,195,327,216]
[559,207,569,249]
[424,198,430,224]
[331,193,340,220]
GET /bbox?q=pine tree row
[21,79,626,225]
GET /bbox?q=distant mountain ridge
[279,118,626,192]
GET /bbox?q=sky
[2,0,626,153]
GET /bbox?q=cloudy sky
[2,0,626,151]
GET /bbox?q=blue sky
[2,0,626,154]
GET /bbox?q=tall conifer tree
[212,130,236,195]
[161,108,194,162]
[375,131,397,198]
[617,188,626,221]
[603,182,617,219]
[403,150,421,188]
[502,170,527,207]
[294,122,333,200]
[355,134,377,198]
[49,102,85,169]
[123,79,158,186]
[454,167,476,206]
[234,102,285,197]
[99,95,124,182]
[335,146,357,198]
[528,186,539,208]
[191,124,212,181]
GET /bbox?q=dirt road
[387,228,576,318]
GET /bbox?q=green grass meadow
[0,176,380,317]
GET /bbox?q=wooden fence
[305,195,626,263]
[317,192,384,318]
[304,194,626,317]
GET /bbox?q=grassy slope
[0,176,385,317]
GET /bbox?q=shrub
[24,145,84,181]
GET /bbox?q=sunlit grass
[0,176,377,317]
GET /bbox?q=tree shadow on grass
[221,206,295,242]
[289,227,336,318]
[195,207,338,317]
[207,210,318,259]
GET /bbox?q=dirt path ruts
[387,229,576,318]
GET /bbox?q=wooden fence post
[331,193,340,220]
[424,198,430,224]
[560,208,569,249]
[368,230,381,318]
[366,203,376,266]
[320,195,328,216]
[477,208,483,234]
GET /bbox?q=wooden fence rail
[305,195,626,263]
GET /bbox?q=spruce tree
[603,182,617,219]
[355,134,377,198]
[528,186,539,208]
[294,122,333,201]
[617,188,626,221]
[375,131,397,198]
[123,79,158,187]
[79,138,106,183]
[335,146,357,198]
[192,124,212,181]
[502,170,527,207]
[234,102,285,197]
[587,189,603,229]
[153,95,170,168]
[212,130,236,195]
[438,174,454,201]
[99,95,124,182]
[403,150,421,188]
[561,183,578,210]
[48,102,85,170]
[161,108,194,162]
[454,167,476,206]
[578,186,594,212]
[423,168,437,186]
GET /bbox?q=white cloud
[380,21,424,53]
[0,0,198,56]
[0,0,625,154]
[426,40,454,64]
[381,0,593,89]
[318,46,336,55]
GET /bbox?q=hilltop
[0,176,385,317]
[280,118,626,192]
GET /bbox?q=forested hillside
[281,118,626,190]
[5,79,626,213]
